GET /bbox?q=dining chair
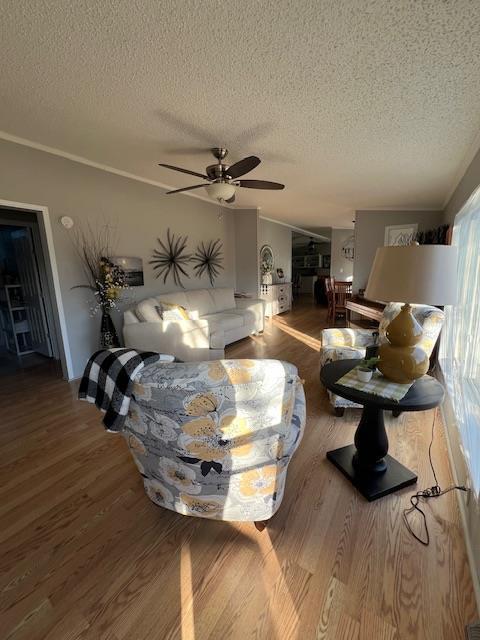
[331,281,352,325]
[325,277,335,323]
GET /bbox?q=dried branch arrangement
[71,221,114,289]
[150,228,191,288]
[191,239,224,286]
[70,221,127,313]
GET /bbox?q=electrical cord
[402,407,469,546]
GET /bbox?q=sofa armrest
[321,327,375,348]
[123,319,211,360]
[234,297,265,310]
[283,383,306,458]
[234,298,265,332]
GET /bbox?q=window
[440,186,480,493]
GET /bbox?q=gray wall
[330,228,354,280]
[258,218,292,283]
[353,209,443,292]
[0,139,237,378]
[234,209,259,295]
[444,147,480,224]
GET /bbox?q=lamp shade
[205,182,235,201]
[365,245,457,305]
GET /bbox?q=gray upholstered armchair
[320,302,444,415]
[118,358,306,527]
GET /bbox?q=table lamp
[365,245,457,383]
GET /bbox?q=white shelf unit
[260,283,292,317]
[0,285,34,355]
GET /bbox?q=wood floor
[0,299,477,640]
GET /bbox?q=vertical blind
[440,186,480,493]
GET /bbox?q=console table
[260,283,292,317]
[320,359,444,501]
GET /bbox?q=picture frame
[260,245,274,274]
[384,224,418,247]
[111,256,144,286]
[260,245,274,284]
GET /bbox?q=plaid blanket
[78,348,173,432]
[336,366,416,402]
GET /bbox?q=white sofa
[123,287,264,361]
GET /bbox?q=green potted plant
[357,356,380,382]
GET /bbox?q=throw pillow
[158,302,190,321]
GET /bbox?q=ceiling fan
[158,147,284,204]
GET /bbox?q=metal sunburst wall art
[150,228,191,288]
[191,239,224,287]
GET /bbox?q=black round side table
[320,359,445,501]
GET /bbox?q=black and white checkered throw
[78,348,172,432]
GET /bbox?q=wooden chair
[292,272,301,299]
[325,277,335,323]
[331,281,352,325]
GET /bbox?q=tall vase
[100,308,120,349]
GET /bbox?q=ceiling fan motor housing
[206,164,230,180]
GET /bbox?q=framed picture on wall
[111,256,144,286]
[384,224,418,246]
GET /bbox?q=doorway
[0,211,59,377]
[291,231,331,305]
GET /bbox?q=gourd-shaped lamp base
[378,303,429,384]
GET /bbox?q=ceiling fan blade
[158,163,209,180]
[226,156,260,179]
[166,184,208,195]
[225,193,236,204]
[237,180,285,190]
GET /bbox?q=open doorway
[0,209,60,377]
[291,231,331,305]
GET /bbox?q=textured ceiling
[1,0,480,228]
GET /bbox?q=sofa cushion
[185,289,216,316]
[209,288,235,313]
[157,292,189,309]
[202,312,244,333]
[136,297,162,323]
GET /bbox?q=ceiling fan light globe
[205,182,235,201]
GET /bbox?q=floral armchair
[120,358,306,525]
[320,302,444,414]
